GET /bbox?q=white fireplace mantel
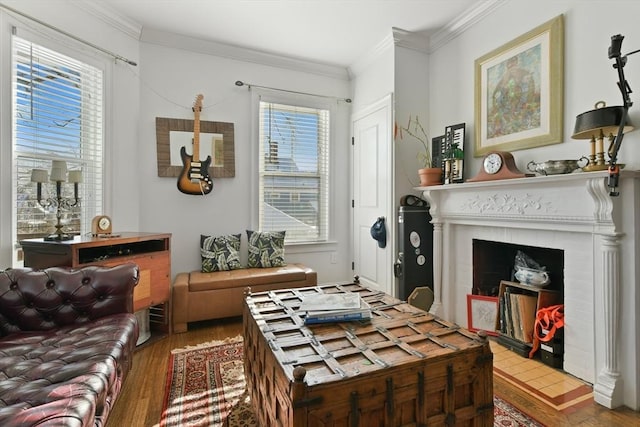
[421,170,640,410]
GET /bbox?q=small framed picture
[467,294,499,336]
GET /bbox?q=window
[258,100,329,243]
[12,35,103,257]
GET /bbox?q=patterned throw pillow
[246,230,286,268]
[200,234,242,272]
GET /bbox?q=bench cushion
[189,264,307,292]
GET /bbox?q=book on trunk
[301,292,372,324]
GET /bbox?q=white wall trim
[392,27,429,54]
[429,0,505,52]
[349,1,502,77]
[76,0,349,80]
[73,0,142,40]
[140,27,350,81]
[348,31,395,78]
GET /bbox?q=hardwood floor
[107,318,640,427]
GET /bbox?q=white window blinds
[13,35,104,245]
[258,101,329,243]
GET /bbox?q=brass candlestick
[31,161,81,241]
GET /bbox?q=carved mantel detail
[461,193,555,215]
[421,170,640,410]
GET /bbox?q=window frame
[252,90,334,246]
[9,26,108,266]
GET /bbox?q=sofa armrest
[0,263,139,335]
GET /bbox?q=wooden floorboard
[107,317,640,427]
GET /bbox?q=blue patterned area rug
[160,337,542,427]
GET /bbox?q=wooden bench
[172,263,316,333]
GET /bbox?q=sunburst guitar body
[177,94,213,195]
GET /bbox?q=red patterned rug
[159,337,542,426]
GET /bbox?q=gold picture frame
[474,15,564,157]
[156,117,235,178]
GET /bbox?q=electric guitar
[177,94,213,195]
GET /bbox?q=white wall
[137,37,352,283]
[0,0,141,266]
[350,39,395,113]
[0,0,352,284]
[426,0,640,409]
[429,0,640,177]
[394,45,430,194]
[4,0,640,289]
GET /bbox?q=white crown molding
[348,27,428,77]
[349,1,502,77]
[392,27,429,53]
[429,0,505,52]
[140,27,350,81]
[70,1,348,80]
[348,30,395,78]
[72,0,142,40]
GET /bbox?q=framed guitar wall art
[474,14,564,157]
[156,113,235,181]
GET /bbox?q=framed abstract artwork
[474,15,564,156]
[467,294,499,336]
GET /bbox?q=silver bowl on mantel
[527,157,589,176]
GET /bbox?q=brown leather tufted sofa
[0,262,139,427]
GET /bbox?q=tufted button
[46,280,56,289]
[82,277,90,285]
[65,299,71,305]
[98,295,106,301]
[10,282,18,290]
[27,301,34,308]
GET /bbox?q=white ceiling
[95,0,481,68]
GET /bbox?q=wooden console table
[20,232,172,336]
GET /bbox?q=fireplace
[422,170,640,410]
[472,239,564,296]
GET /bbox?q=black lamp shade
[572,105,634,139]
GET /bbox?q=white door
[352,95,393,295]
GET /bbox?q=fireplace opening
[472,239,565,297]
[473,239,566,365]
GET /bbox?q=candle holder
[31,160,82,241]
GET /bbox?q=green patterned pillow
[201,234,242,272]
[246,230,286,268]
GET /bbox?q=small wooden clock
[91,215,112,236]
[467,151,532,182]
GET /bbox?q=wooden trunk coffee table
[243,280,494,426]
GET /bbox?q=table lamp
[571,102,633,172]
